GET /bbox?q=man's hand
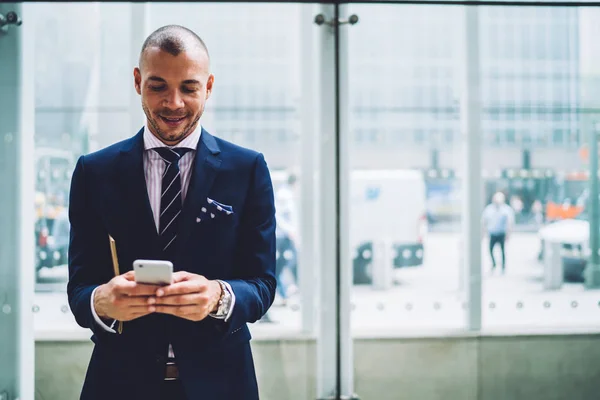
[152,271,222,322]
[93,271,157,321]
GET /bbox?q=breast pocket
[191,205,238,253]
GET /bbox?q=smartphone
[133,259,173,286]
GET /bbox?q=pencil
[108,235,123,334]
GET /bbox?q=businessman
[67,25,276,400]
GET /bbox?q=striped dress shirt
[143,124,198,231]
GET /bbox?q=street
[34,232,600,338]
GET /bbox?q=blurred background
[1,2,600,400]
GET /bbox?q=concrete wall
[35,334,600,400]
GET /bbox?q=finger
[171,271,192,283]
[119,305,154,313]
[121,282,161,297]
[122,270,136,281]
[154,305,199,316]
[117,295,154,307]
[157,281,204,297]
[154,293,204,306]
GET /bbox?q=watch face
[217,283,231,315]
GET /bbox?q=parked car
[538,218,589,283]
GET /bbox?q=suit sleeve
[222,153,277,334]
[67,155,112,335]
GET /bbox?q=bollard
[372,239,394,290]
[543,240,563,290]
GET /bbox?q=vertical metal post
[299,4,317,334]
[316,3,339,398]
[0,3,35,399]
[315,3,355,399]
[460,6,482,331]
[337,3,354,397]
[586,123,600,288]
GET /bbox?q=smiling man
[67,25,277,400]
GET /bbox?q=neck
[147,120,199,146]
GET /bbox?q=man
[67,25,276,400]
[481,191,515,275]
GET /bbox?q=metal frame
[0,3,35,400]
[299,4,319,334]
[461,6,483,331]
[315,4,340,398]
[315,4,355,399]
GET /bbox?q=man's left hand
[152,271,222,321]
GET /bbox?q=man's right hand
[93,271,158,321]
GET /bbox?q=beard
[142,101,202,144]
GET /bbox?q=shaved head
[139,25,210,70]
[134,24,214,145]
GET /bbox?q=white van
[350,169,427,284]
[271,169,428,285]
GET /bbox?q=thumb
[122,270,136,281]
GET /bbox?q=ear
[205,74,214,100]
[134,67,142,95]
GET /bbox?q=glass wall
[32,3,135,335]
[479,6,600,329]
[29,2,320,396]
[6,2,600,399]
[347,4,467,333]
[344,3,600,337]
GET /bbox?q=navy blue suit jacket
[67,127,277,400]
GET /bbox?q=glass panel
[32,3,319,399]
[347,4,468,336]
[32,4,133,337]
[148,2,310,335]
[481,6,600,329]
[0,4,22,397]
[347,5,476,398]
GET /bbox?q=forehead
[141,47,209,80]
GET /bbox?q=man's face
[134,47,214,145]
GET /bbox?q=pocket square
[206,197,234,214]
[196,198,234,223]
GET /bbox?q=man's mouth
[160,115,187,127]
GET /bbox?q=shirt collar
[143,121,202,151]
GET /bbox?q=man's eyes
[148,86,197,93]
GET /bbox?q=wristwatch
[213,279,232,319]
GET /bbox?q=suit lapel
[116,128,161,256]
[176,128,222,261]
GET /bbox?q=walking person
[482,192,515,275]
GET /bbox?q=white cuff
[90,286,117,334]
[208,280,236,322]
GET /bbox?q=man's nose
[164,89,185,109]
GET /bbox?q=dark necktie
[152,147,192,257]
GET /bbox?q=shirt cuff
[209,280,236,322]
[90,286,117,334]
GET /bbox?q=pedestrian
[482,191,515,274]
